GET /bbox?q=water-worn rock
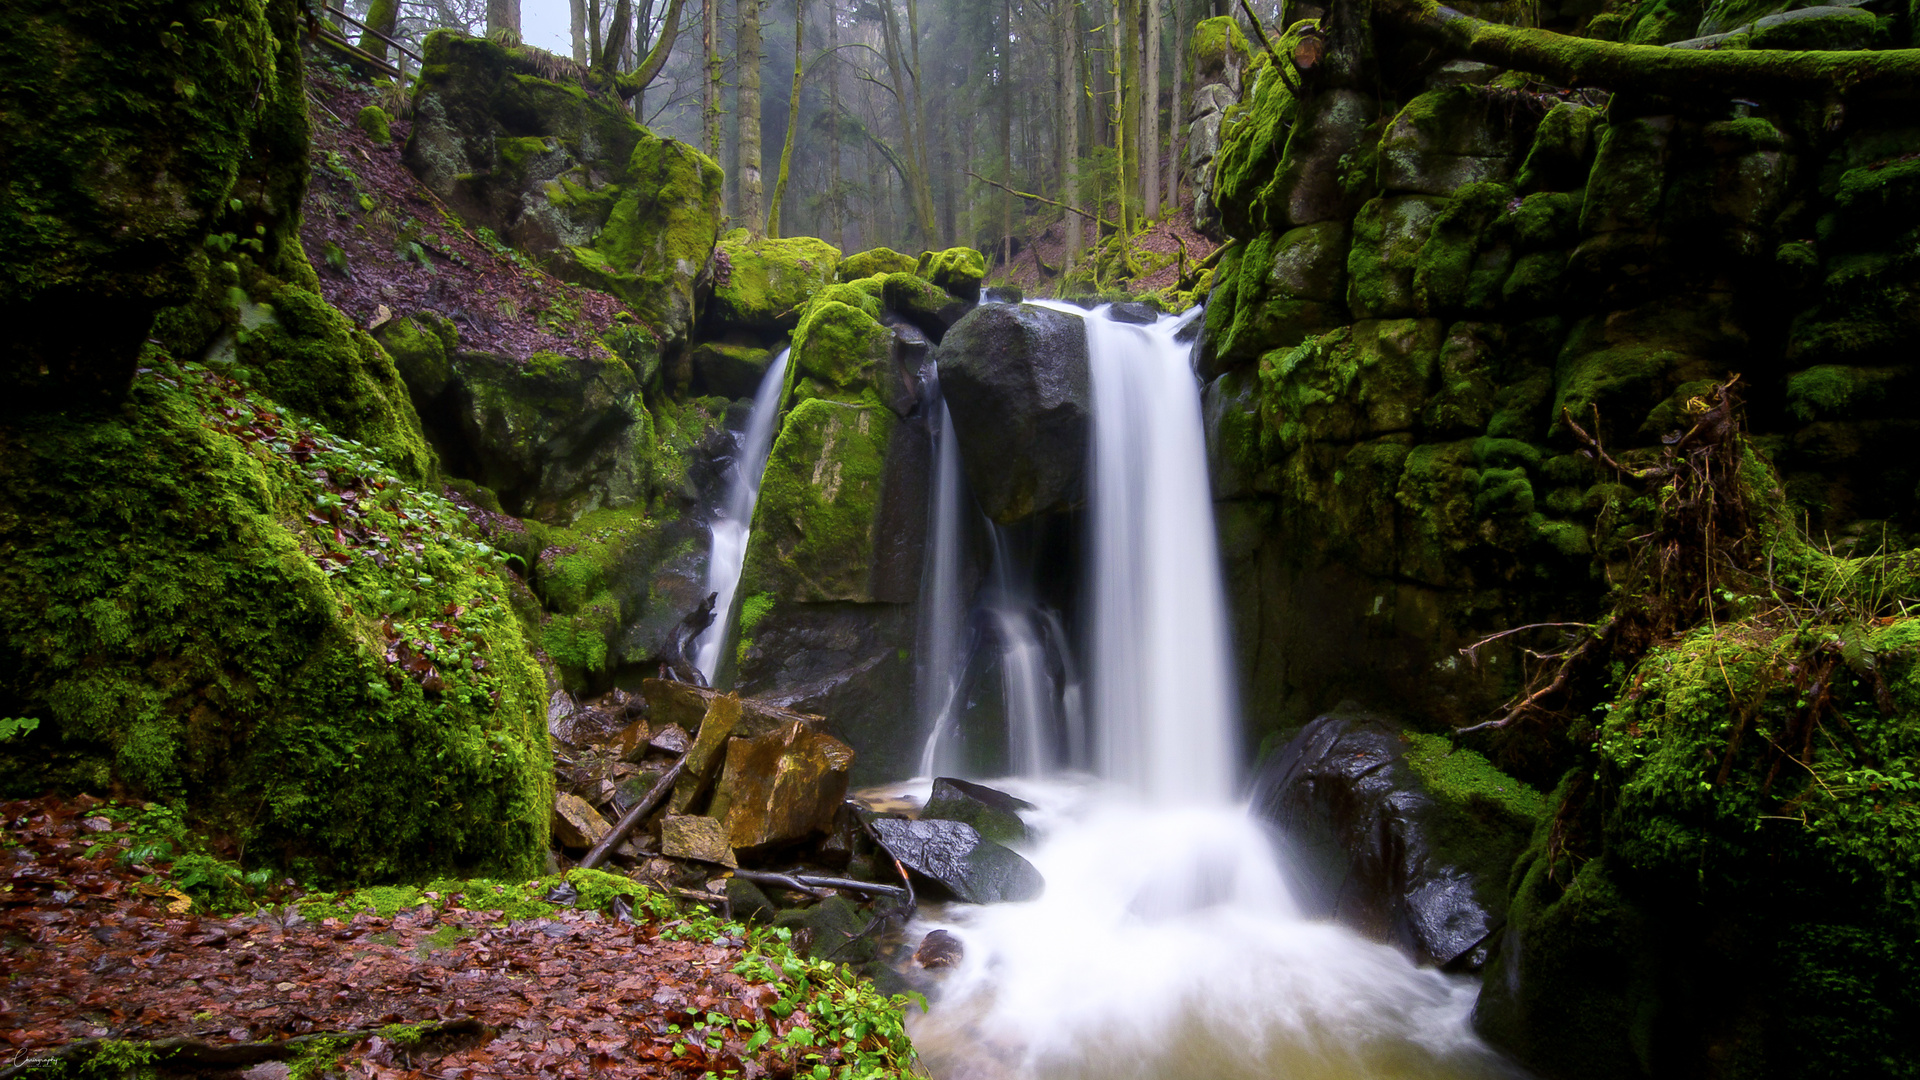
[660,813,737,867]
[1252,706,1540,966]
[707,720,855,852]
[704,233,842,337]
[920,777,1034,847]
[867,818,1045,904]
[934,304,1091,524]
[551,792,613,850]
[643,678,825,741]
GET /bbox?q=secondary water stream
[690,348,791,683]
[903,305,1517,1080]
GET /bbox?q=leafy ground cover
[0,795,921,1078]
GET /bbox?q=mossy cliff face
[405,32,723,354]
[1205,8,1920,1078]
[0,0,299,410]
[1204,28,1920,748]
[0,0,550,882]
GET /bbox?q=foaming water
[906,781,1513,1080]
[916,397,971,778]
[904,305,1516,1080]
[691,349,791,682]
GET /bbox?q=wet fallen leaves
[1,797,826,1078]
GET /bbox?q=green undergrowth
[0,352,549,884]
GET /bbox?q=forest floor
[299,65,625,362]
[0,795,908,1079]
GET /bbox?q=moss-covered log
[1381,0,1920,96]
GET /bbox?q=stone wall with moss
[1203,5,1920,1077]
[1203,13,1920,751]
[0,0,550,883]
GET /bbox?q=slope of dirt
[0,796,908,1079]
[299,64,625,362]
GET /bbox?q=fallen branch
[0,1018,486,1080]
[729,869,832,899]
[963,170,1118,231]
[578,751,689,870]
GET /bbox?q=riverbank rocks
[707,719,855,853]
[404,32,722,351]
[921,777,1034,847]
[1254,707,1541,966]
[867,818,1044,904]
[935,303,1092,524]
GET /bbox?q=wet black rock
[1106,300,1161,325]
[867,818,1045,904]
[1252,706,1533,968]
[934,303,1090,524]
[920,777,1034,847]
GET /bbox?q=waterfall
[690,348,791,684]
[1070,303,1237,803]
[915,397,972,778]
[906,305,1509,1080]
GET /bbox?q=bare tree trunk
[571,0,589,61]
[1143,0,1161,219]
[768,0,805,237]
[1001,0,1014,273]
[828,0,843,247]
[737,0,764,237]
[878,0,938,244]
[1110,0,1131,239]
[589,0,604,63]
[704,0,722,166]
[487,0,520,39]
[1060,0,1080,273]
[1169,0,1185,215]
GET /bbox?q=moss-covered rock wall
[0,0,551,883]
[1204,15,1920,751]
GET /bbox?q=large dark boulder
[934,304,1091,524]
[867,818,1045,904]
[1252,706,1543,967]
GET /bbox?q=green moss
[1517,102,1601,192]
[710,233,843,334]
[1190,15,1250,82]
[791,300,894,396]
[1413,182,1510,314]
[739,398,897,603]
[0,358,549,884]
[839,247,916,280]
[356,105,393,144]
[915,246,987,302]
[1348,196,1446,318]
[1210,55,1299,239]
[738,591,776,634]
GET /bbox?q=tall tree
[358,0,400,63]
[1000,0,1014,271]
[767,0,805,237]
[1169,0,1185,216]
[571,0,589,62]
[827,0,843,246]
[877,0,937,243]
[1143,0,1161,218]
[486,0,519,38]
[737,0,765,236]
[704,0,723,166]
[1059,0,1081,271]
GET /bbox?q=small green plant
[0,716,39,741]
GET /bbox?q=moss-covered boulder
[1378,87,1534,197]
[740,398,899,603]
[1477,542,1920,1080]
[705,232,843,337]
[0,0,306,411]
[405,32,722,351]
[839,247,918,281]
[690,337,777,399]
[0,362,550,882]
[916,247,987,304]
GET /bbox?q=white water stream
[690,348,791,683]
[904,305,1516,1080]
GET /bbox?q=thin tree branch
[965,168,1117,229]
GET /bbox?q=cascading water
[915,397,972,779]
[905,306,1517,1080]
[689,349,791,683]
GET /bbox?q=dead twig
[578,750,689,870]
